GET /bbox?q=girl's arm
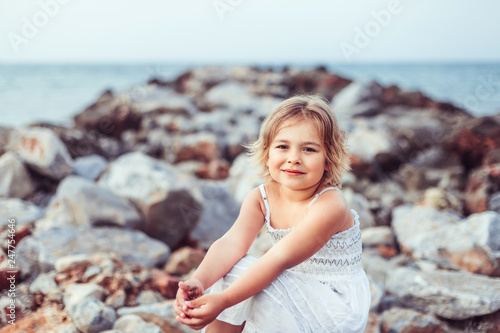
[189,187,266,290]
[174,187,265,319]
[180,191,351,329]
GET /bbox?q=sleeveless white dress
[205,185,371,333]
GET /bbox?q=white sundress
[206,185,371,333]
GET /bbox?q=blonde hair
[246,95,350,188]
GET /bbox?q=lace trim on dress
[258,184,363,277]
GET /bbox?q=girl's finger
[176,314,204,327]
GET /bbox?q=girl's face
[267,118,327,191]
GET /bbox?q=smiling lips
[283,169,305,176]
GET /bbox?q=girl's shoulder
[309,188,353,231]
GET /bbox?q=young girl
[174,95,371,332]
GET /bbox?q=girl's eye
[276,145,288,149]
[304,147,316,152]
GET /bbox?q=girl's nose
[287,154,301,165]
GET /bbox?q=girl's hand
[174,278,204,320]
[175,293,228,330]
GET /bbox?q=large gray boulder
[189,180,240,248]
[0,151,35,199]
[0,197,43,227]
[73,154,108,180]
[36,175,143,231]
[17,226,170,278]
[68,297,116,333]
[392,205,500,275]
[98,152,202,248]
[386,266,500,320]
[7,126,73,180]
[380,307,448,332]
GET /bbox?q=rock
[448,309,500,333]
[386,266,500,320]
[29,271,59,295]
[368,275,385,312]
[116,300,188,332]
[205,80,256,112]
[347,118,393,175]
[343,188,375,229]
[380,307,448,332]
[364,312,381,333]
[36,176,143,231]
[465,164,500,214]
[98,151,202,249]
[331,81,384,121]
[361,226,395,247]
[112,314,163,333]
[361,249,407,285]
[132,85,198,116]
[174,132,218,163]
[227,153,264,204]
[17,226,170,278]
[68,297,116,333]
[63,283,106,311]
[117,300,176,318]
[0,282,32,326]
[105,289,126,309]
[73,154,108,180]
[135,312,187,333]
[0,151,35,199]
[35,122,125,159]
[7,126,73,180]
[195,159,230,180]
[55,254,92,273]
[0,126,13,156]
[136,290,165,305]
[164,246,205,276]
[420,187,463,212]
[392,206,500,275]
[151,269,180,299]
[82,264,102,280]
[189,181,240,248]
[73,90,140,139]
[362,181,406,226]
[447,116,500,171]
[489,192,500,213]
[0,304,77,333]
[0,197,43,227]
[286,68,351,101]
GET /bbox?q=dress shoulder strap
[258,184,270,222]
[307,187,341,208]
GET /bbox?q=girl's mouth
[283,170,304,176]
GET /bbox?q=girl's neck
[272,182,323,205]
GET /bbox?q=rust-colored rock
[137,312,185,333]
[175,141,218,163]
[441,247,499,276]
[374,245,398,259]
[152,269,180,299]
[196,159,230,180]
[465,164,500,214]
[164,246,206,276]
[0,304,73,333]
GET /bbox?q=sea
[1,62,499,128]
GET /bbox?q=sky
[0,0,499,64]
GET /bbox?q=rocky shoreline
[1,66,500,332]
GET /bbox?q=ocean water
[0,62,499,128]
